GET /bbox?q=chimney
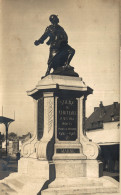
[113,102,118,108]
[99,101,103,108]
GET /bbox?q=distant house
[1,132,31,155]
[8,141,19,155]
[85,102,120,173]
[19,132,31,150]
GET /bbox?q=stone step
[0,183,16,195]
[41,176,119,195]
[0,173,119,195]
[3,174,30,191]
[49,177,104,188]
[4,177,25,190]
[0,174,48,195]
[41,185,119,195]
[17,179,47,195]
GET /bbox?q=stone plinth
[18,158,49,178]
[0,75,119,195]
[52,160,103,178]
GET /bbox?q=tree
[0,133,5,142]
[8,132,18,141]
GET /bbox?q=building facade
[85,102,120,174]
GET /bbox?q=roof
[0,116,14,124]
[85,102,120,131]
[19,132,31,141]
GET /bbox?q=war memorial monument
[0,15,119,195]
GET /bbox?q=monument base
[0,158,119,195]
[6,158,118,195]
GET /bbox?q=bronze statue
[34,15,78,77]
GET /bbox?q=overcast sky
[0,0,120,135]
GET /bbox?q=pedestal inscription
[56,148,80,153]
[57,98,77,141]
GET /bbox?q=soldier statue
[34,15,77,77]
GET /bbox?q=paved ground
[0,156,18,194]
[0,156,18,180]
[103,171,119,182]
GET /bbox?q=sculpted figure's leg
[45,50,54,76]
[65,47,75,66]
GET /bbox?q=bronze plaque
[57,97,77,141]
[56,148,80,153]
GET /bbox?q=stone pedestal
[23,75,118,194]
[0,75,119,195]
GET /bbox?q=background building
[85,102,120,178]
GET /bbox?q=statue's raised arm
[34,15,78,78]
[34,27,51,46]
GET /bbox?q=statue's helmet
[49,15,59,24]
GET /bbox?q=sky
[0,0,120,136]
